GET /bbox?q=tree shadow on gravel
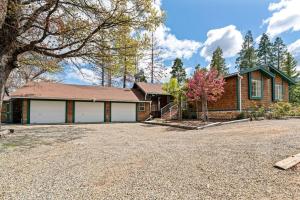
[0,126,93,153]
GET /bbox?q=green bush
[269,102,292,119]
[289,104,300,116]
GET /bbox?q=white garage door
[111,103,136,122]
[30,100,66,124]
[75,102,104,123]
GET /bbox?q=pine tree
[257,33,274,67]
[135,69,147,82]
[171,58,186,84]
[273,37,287,70]
[283,52,299,79]
[210,47,228,75]
[235,30,257,71]
[194,64,201,73]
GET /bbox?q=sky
[62,0,300,85]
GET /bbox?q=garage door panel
[111,103,136,122]
[30,100,66,124]
[75,102,104,123]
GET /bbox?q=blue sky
[63,0,300,85]
[160,0,300,73]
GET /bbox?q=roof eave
[269,66,296,85]
[9,96,151,103]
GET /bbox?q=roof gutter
[237,73,243,112]
[9,96,151,103]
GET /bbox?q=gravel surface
[0,120,300,199]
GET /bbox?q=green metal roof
[240,66,275,79]
[269,66,296,85]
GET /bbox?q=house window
[275,84,283,100]
[251,79,262,98]
[138,103,145,112]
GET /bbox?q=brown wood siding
[241,71,272,110]
[137,102,151,121]
[274,75,289,102]
[1,102,8,123]
[207,76,238,111]
[66,101,74,123]
[105,102,111,122]
[22,99,29,124]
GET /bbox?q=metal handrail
[160,102,174,118]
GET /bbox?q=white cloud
[66,68,100,84]
[264,0,300,38]
[288,39,300,71]
[154,25,202,60]
[148,0,201,61]
[200,25,243,61]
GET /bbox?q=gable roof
[10,82,148,102]
[224,66,296,85]
[134,82,168,95]
[269,66,296,84]
[240,66,275,78]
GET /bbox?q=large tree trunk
[151,32,154,84]
[101,65,105,86]
[178,94,182,121]
[201,95,209,122]
[107,68,112,87]
[123,64,127,88]
[196,101,199,120]
[0,59,13,129]
[0,0,7,27]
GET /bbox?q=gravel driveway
[0,120,300,199]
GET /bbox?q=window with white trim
[251,79,262,98]
[275,84,283,100]
[138,102,145,112]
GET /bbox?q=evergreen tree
[273,37,287,70]
[171,58,186,84]
[195,64,201,71]
[235,30,257,71]
[135,69,147,83]
[283,52,299,79]
[210,47,228,75]
[257,33,274,67]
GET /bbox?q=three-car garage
[9,82,150,125]
[28,100,137,124]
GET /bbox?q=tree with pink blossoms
[186,69,225,122]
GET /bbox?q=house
[2,82,156,124]
[186,66,296,119]
[0,66,295,124]
[133,82,172,118]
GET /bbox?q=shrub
[269,102,292,119]
[236,112,246,120]
[247,102,266,120]
[289,104,300,116]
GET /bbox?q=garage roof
[134,82,169,95]
[10,82,149,102]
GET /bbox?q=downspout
[237,73,243,112]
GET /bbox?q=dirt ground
[0,120,300,199]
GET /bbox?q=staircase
[161,102,179,120]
